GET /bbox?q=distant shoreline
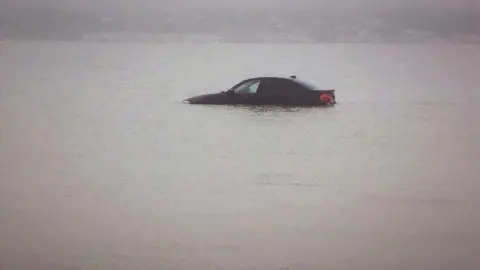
[2,38,479,45]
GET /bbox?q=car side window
[233,80,261,94]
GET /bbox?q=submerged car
[184,75,336,107]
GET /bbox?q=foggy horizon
[3,0,479,11]
[1,1,479,43]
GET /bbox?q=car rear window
[293,79,322,90]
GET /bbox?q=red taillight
[320,93,331,102]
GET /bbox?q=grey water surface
[0,41,479,270]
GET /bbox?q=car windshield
[233,80,260,94]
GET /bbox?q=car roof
[242,76,320,90]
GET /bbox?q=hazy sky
[3,0,478,12]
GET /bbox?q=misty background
[1,0,479,42]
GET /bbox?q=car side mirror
[226,90,235,97]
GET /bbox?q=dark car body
[184,76,336,107]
